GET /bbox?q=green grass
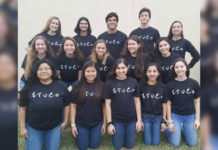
[18,126,200,150]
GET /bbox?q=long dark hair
[170,58,190,80]
[57,36,84,61]
[72,61,103,106]
[108,58,129,79]
[140,63,162,85]
[140,63,163,92]
[74,17,92,35]
[154,37,172,63]
[19,59,58,104]
[167,20,184,40]
[121,35,147,79]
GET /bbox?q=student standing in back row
[98,12,127,59]
[167,21,200,68]
[27,16,64,55]
[73,17,97,58]
[130,7,160,59]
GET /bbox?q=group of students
[19,7,200,150]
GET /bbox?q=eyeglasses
[38,67,51,72]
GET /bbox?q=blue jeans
[76,122,102,150]
[112,121,136,150]
[210,135,218,150]
[142,113,162,145]
[165,113,197,147]
[26,123,62,150]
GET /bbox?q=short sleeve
[133,81,140,97]
[166,83,172,101]
[79,60,84,71]
[54,56,61,70]
[70,88,77,104]
[19,90,29,107]
[162,84,168,103]
[63,89,70,106]
[103,81,112,99]
[154,30,160,42]
[193,80,200,99]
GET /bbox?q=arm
[105,99,116,135]
[70,103,78,137]
[193,98,200,129]
[186,41,200,68]
[161,102,167,132]
[134,97,143,132]
[56,70,61,79]
[59,105,70,131]
[201,115,212,150]
[78,70,82,81]
[167,100,175,133]
[19,106,28,138]
[101,103,107,135]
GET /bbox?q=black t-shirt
[19,80,70,130]
[166,78,200,115]
[28,32,64,55]
[103,77,140,122]
[0,87,17,150]
[98,30,127,59]
[95,55,114,82]
[21,54,54,69]
[21,54,54,82]
[170,38,200,68]
[140,83,167,115]
[201,83,218,135]
[55,54,83,82]
[71,83,104,128]
[73,34,97,58]
[123,54,136,78]
[158,52,181,84]
[130,27,160,58]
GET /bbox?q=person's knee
[186,140,197,147]
[89,142,100,149]
[170,140,181,147]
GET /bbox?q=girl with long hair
[104,58,143,150]
[89,39,114,82]
[70,61,106,150]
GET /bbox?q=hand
[20,127,28,139]
[59,122,67,132]
[161,123,166,132]
[193,119,200,130]
[101,123,107,135]
[135,121,143,132]
[107,124,116,135]
[71,126,78,138]
[168,123,175,133]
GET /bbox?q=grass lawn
[18,126,200,150]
